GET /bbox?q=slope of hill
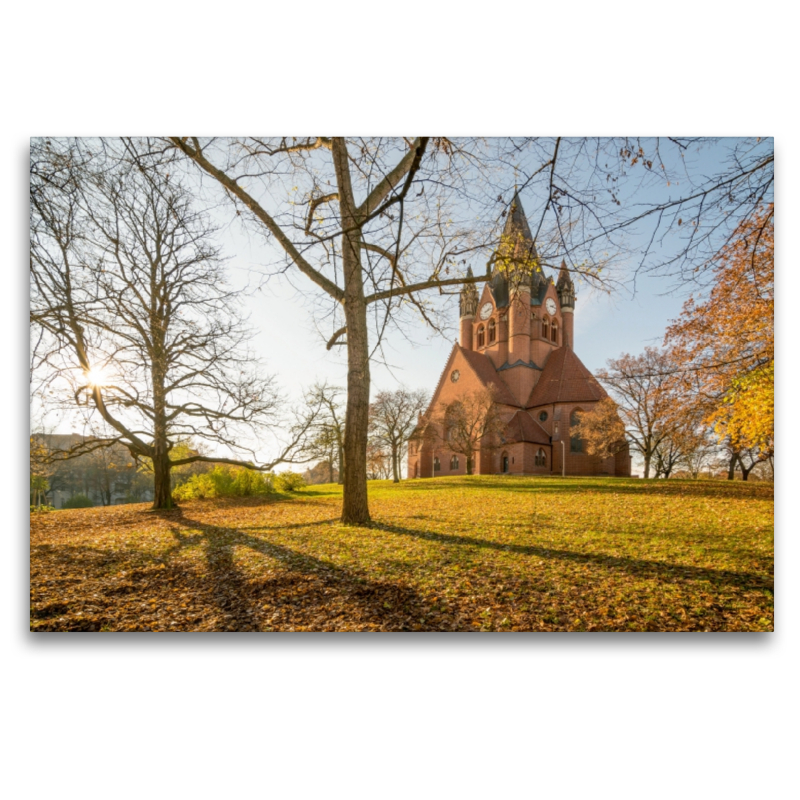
[29,476,774,632]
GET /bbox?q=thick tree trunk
[333,138,371,525]
[738,456,753,481]
[152,451,173,509]
[727,453,738,480]
[466,453,474,475]
[151,357,174,509]
[643,454,651,479]
[341,298,370,523]
[392,445,400,483]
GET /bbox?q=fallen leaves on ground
[29,476,774,632]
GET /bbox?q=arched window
[541,316,549,340]
[535,448,546,467]
[450,455,459,470]
[487,318,496,344]
[433,457,440,472]
[501,451,509,473]
[477,325,485,348]
[570,408,584,453]
[551,323,558,343]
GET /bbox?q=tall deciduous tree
[572,398,628,460]
[596,348,683,479]
[303,383,346,485]
[664,205,774,467]
[369,388,429,483]
[30,140,314,508]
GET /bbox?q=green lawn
[30,476,774,631]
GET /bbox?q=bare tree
[573,398,628,460]
[431,387,505,476]
[369,388,429,483]
[30,140,316,508]
[303,383,346,484]
[596,348,684,479]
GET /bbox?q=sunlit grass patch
[30,476,773,632]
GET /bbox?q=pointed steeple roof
[556,259,574,291]
[493,192,541,288]
[503,192,535,245]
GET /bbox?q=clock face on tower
[545,298,557,316]
[479,302,493,320]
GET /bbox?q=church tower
[407,191,630,481]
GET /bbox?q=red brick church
[408,194,631,479]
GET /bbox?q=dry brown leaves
[30,477,774,632]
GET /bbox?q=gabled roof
[458,345,519,406]
[503,410,551,445]
[526,346,606,407]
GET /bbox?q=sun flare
[84,366,109,388]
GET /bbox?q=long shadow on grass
[372,522,773,592]
[170,515,467,631]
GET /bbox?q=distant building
[408,194,631,479]
[32,434,154,508]
[303,461,339,485]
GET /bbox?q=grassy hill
[29,476,774,632]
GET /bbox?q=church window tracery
[433,457,440,471]
[535,448,546,466]
[551,323,558,343]
[477,325,485,348]
[488,318,496,344]
[542,316,550,339]
[450,455,459,470]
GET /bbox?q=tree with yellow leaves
[665,206,773,474]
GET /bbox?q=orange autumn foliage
[665,206,774,453]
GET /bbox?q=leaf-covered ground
[29,476,774,632]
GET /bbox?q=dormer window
[477,325,485,348]
[487,318,496,344]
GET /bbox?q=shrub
[63,494,93,509]
[173,473,217,501]
[230,468,274,496]
[273,471,307,492]
[172,465,275,501]
[30,504,56,513]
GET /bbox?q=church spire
[494,192,543,291]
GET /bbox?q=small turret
[556,260,576,349]
[459,267,479,349]
[459,267,479,318]
[556,260,576,309]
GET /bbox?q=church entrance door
[502,455,509,473]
